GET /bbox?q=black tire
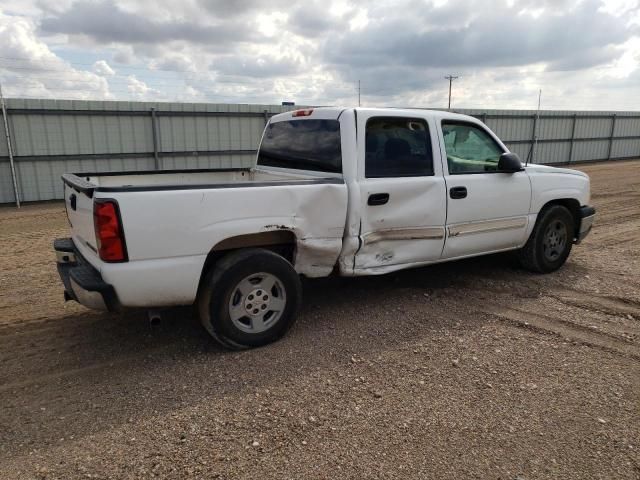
[518,204,575,273]
[197,248,302,349]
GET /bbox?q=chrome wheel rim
[228,272,286,333]
[543,220,567,262]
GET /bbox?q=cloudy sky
[0,0,638,110]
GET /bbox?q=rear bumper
[576,205,596,243]
[54,238,120,312]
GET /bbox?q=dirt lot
[1,161,639,479]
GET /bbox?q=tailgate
[63,179,98,252]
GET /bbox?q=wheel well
[541,198,581,233]
[197,231,297,294]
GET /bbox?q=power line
[0,63,200,78]
[0,74,199,89]
[0,55,205,75]
[0,66,277,86]
[0,64,363,92]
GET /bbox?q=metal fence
[456,108,640,169]
[1,98,639,204]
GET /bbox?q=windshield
[257,120,342,174]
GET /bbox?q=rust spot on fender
[263,224,291,230]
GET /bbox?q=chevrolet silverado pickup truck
[55,107,595,349]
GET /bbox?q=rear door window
[365,117,434,178]
[258,120,342,173]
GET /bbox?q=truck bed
[61,166,348,307]
[63,167,336,196]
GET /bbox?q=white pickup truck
[55,107,595,348]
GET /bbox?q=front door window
[442,122,504,174]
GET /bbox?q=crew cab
[55,107,595,348]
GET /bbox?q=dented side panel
[354,176,447,269]
[348,111,448,272]
[295,237,344,277]
[97,180,348,305]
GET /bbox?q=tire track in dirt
[0,311,117,337]
[548,288,640,318]
[0,340,191,394]
[588,221,640,246]
[478,301,640,361]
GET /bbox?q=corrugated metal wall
[0,99,294,203]
[1,99,639,204]
[456,109,640,165]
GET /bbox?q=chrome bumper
[54,238,119,311]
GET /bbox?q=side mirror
[498,152,523,173]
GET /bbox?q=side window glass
[442,122,504,174]
[365,117,434,178]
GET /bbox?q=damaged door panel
[354,177,447,272]
[352,114,447,274]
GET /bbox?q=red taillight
[292,108,314,117]
[93,200,127,262]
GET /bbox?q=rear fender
[202,222,342,282]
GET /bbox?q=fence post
[150,107,160,170]
[607,114,616,161]
[568,114,577,164]
[0,85,20,207]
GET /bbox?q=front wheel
[518,205,575,273]
[198,249,302,349]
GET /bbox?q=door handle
[69,193,77,210]
[449,186,467,199]
[368,193,390,206]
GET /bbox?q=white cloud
[92,60,115,75]
[126,75,160,99]
[0,11,112,99]
[126,75,149,93]
[0,0,637,109]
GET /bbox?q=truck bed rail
[61,173,96,197]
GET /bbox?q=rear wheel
[198,249,301,349]
[518,205,575,273]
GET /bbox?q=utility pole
[357,80,361,107]
[444,75,459,110]
[0,81,20,207]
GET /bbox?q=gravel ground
[0,160,639,480]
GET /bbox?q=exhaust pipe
[147,309,162,326]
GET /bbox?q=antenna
[526,89,542,167]
[358,80,361,107]
[535,89,542,155]
[444,75,459,110]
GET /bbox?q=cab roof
[269,106,478,124]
